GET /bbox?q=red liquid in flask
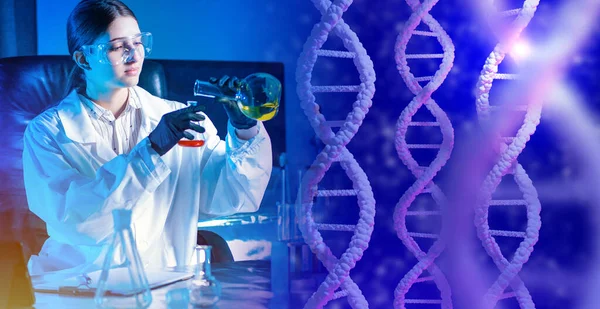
[178,140,205,147]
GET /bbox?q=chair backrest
[0,55,285,212]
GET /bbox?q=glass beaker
[194,72,281,121]
[94,209,152,308]
[178,100,206,148]
[187,245,221,307]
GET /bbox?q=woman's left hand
[209,75,257,130]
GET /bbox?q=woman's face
[85,16,145,91]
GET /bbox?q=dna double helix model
[474,0,542,308]
[295,0,376,308]
[393,0,455,308]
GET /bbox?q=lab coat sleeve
[198,119,273,217]
[22,117,170,245]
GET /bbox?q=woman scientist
[22,0,272,276]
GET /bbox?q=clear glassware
[194,72,282,121]
[94,209,152,308]
[187,245,221,307]
[178,100,207,148]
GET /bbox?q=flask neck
[112,209,132,230]
[193,80,245,104]
[194,246,212,277]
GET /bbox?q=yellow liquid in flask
[239,101,279,121]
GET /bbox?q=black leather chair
[0,55,285,263]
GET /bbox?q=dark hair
[65,0,137,96]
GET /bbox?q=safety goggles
[79,32,153,66]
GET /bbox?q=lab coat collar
[57,86,163,144]
[130,86,163,143]
[57,90,98,144]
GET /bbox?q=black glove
[148,104,206,156]
[209,75,257,130]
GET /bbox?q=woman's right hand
[148,104,206,156]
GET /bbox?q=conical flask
[187,245,221,307]
[177,100,206,148]
[94,209,152,308]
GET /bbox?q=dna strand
[473,0,542,308]
[393,0,455,308]
[295,0,376,307]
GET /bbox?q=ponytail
[64,64,86,97]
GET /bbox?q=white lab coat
[22,86,272,276]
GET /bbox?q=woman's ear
[72,51,91,70]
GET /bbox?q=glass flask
[178,100,206,148]
[94,209,152,308]
[194,72,282,121]
[187,245,221,307]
